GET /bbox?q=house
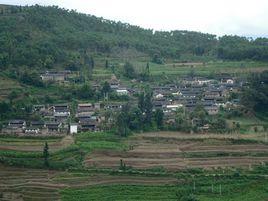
[116,88,129,96]
[8,120,26,129]
[155,93,164,99]
[40,72,66,82]
[79,119,99,131]
[105,103,122,110]
[221,77,234,85]
[45,122,62,133]
[54,113,69,123]
[77,103,94,113]
[54,104,70,115]
[204,105,219,115]
[30,121,45,129]
[32,105,46,112]
[110,75,120,89]
[153,99,169,110]
[204,90,221,98]
[70,123,78,134]
[76,112,94,122]
[2,120,26,134]
[165,104,183,112]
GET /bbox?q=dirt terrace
[0,165,177,201]
[85,132,268,171]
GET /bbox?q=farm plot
[85,132,268,171]
[0,165,177,201]
[0,136,74,152]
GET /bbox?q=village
[0,70,241,136]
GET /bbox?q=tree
[146,62,150,74]
[138,92,145,112]
[105,60,109,68]
[43,142,49,167]
[76,84,94,99]
[241,71,268,114]
[84,54,92,79]
[144,91,153,125]
[102,81,111,94]
[116,104,131,137]
[123,61,136,79]
[8,90,18,103]
[129,107,143,131]
[190,104,208,125]
[152,54,164,64]
[90,56,95,69]
[154,109,164,129]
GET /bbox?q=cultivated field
[0,136,74,152]
[1,131,268,200]
[85,132,268,170]
[0,165,177,201]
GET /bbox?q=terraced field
[0,76,22,100]
[1,131,268,200]
[0,165,177,201]
[85,132,268,170]
[0,136,74,152]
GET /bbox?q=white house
[70,124,78,134]
[155,93,164,99]
[116,89,128,96]
[165,104,183,111]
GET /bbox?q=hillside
[1,4,268,71]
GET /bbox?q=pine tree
[43,142,49,167]
[90,56,95,69]
[146,62,150,74]
[138,92,145,112]
[144,92,153,125]
[105,60,109,68]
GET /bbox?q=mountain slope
[0,4,268,71]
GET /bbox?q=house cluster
[152,75,239,116]
[1,73,241,136]
[1,100,121,135]
[1,120,65,135]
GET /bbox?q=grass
[61,185,178,201]
[60,177,268,201]
[0,131,126,169]
[131,60,268,77]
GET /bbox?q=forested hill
[1,4,268,70]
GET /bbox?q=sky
[1,0,268,37]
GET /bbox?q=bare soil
[85,132,268,171]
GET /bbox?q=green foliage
[2,4,268,75]
[152,54,165,64]
[123,61,136,79]
[19,71,44,87]
[154,108,164,129]
[241,71,268,114]
[75,84,94,99]
[101,81,111,95]
[43,141,49,167]
[115,104,131,137]
[144,91,153,125]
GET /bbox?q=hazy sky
[2,0,268,37]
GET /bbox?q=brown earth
[0,136,74,152]
[85,132,268,171]
[0,165,177,201]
